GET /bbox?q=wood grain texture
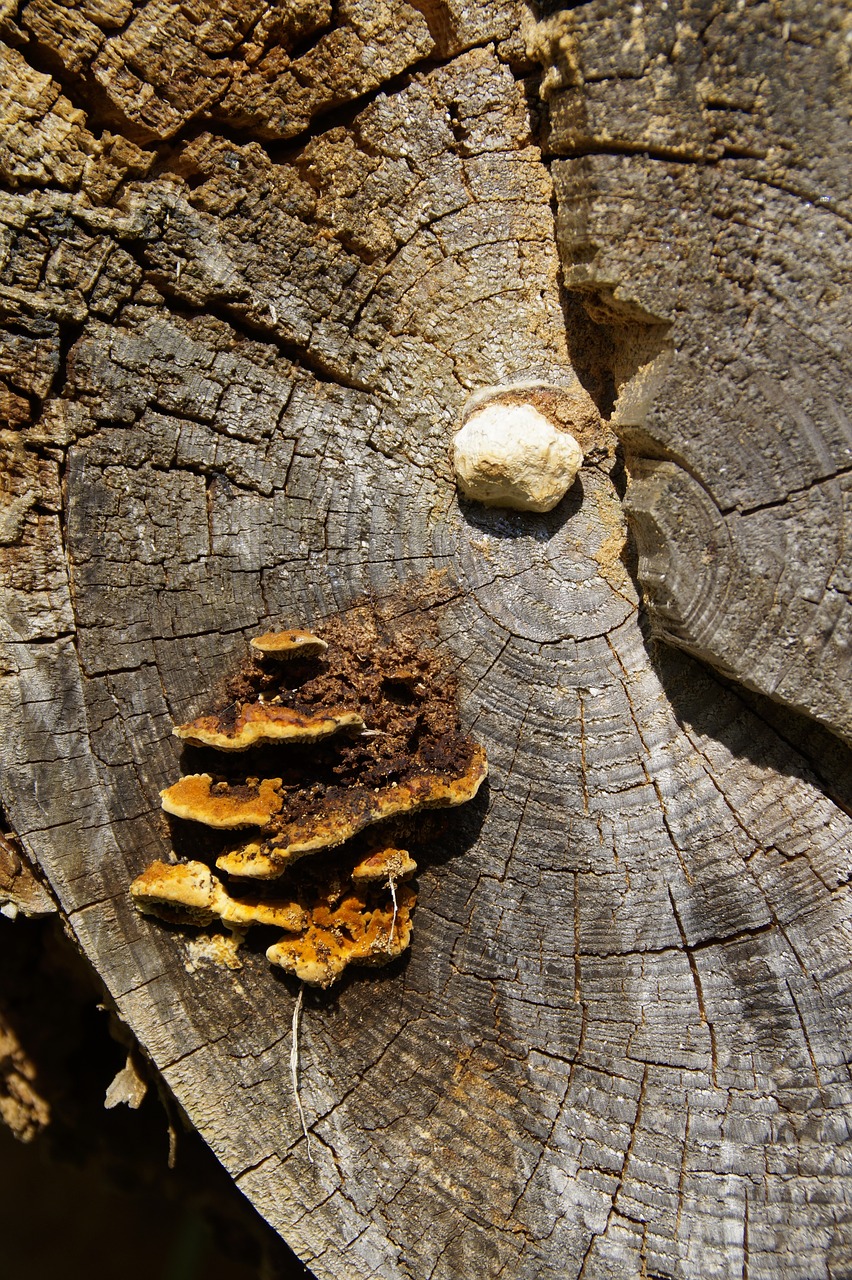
[1,2,851,1277]
[535,0,852,746]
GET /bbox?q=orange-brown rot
[160,774,283,829]
[174,702,363,751]
[215,743,488,879]
[250,629,328,659]
[266,881,416,988]
[130,859,308,933]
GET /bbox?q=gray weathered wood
[1,3,851,1278]
[534,0,852,746]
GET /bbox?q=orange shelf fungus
[130,859,307,933]
[250,630,328,659]
[215,744,487,879]
[133,609,487,987]
[174,703,363,751]
[350,846,417,884]
[160,774,283,828]
[267,879,416,989]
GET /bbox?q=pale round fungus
[453,401,584,512]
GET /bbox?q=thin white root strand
[290,984,314,1163]
[388,876,398,948]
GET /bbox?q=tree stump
[1,2,851,1278]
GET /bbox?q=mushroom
[160,774,283,828]
[214,744,488,879]
[131,848,417,987]
[266,859,417,988]
[174,702,363,751]
[250,629,328,659]
[130,859,307,932]
[350,846,417,883]
[135,613,488,988]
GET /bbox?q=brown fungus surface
[132,605,486,985]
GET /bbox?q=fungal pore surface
[131,605,487,988]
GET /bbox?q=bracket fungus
[160,774,284,828]
[265,845,418,988]
[250,629,329,659]
[131,859,308,932]
[452,388,587,513]
[211,744,487,879]
[131,612,487,988]
[173,703,364,751]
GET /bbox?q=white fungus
[452,402,584,513]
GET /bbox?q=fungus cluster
[131,610,486,988]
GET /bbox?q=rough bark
[0,2,851,1279]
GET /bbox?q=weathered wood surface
[1,2,851,1278]
[534,0,852,746]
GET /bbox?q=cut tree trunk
[1,2,851,1278]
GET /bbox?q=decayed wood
[1,2,851,1278]
[0,1008,51,1141]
